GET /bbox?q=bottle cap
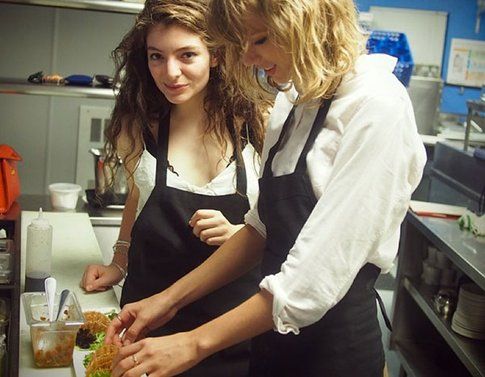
[30,208,51,229]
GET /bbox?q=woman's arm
[81,128,142,291]
[112,289,274,377]
[106,224,266,345]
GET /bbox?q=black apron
[249,100,385,376]
[121,112,259,377]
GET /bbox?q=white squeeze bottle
[25,208,53,292]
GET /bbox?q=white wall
[0,3,134,194]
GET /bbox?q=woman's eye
[254,36,267,46]
[182,52,196,59]
[149,53,162,61]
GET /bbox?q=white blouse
[245,54,427,334]
[134,143,260,217]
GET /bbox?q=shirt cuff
[244,207,267,238]
[260,275,300,335]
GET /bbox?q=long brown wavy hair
[105,0,267,177]
[208,0,365,104]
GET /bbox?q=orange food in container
[22,292,84,367]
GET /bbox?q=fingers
[105,310,131,346]
[122,317,148,346]
[111,341,145,377]
[189,209,219,225]
[81,265,101,291]
[81,265,114,292]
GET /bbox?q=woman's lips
[164,83,189,92]
[264,65,276,76]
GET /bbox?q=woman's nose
[242,47,258,67]
[165,58,182,78]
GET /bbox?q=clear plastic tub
[22,292,84,367]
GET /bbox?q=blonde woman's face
[146,24,217,106]
[242,15,292,85]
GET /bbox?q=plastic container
[366,30,414,87]
[25,209,53,292]
[22,291,84,368]
[48,183,82,211]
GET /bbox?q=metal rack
[0,0,142,14]
[391,142,485,377]
[0,78,117,100]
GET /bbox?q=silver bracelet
[111,261,127,280]
[112,239,130,254]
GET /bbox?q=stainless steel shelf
[394,340,459,377]
[0,0,143,14]
[403,277,485,377]
[0,79,117,99]
[407,212,485,291]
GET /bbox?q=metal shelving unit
[391,142,485,377]
[0,78,117,100]
[403,277,485,377]
[0,0,143,14]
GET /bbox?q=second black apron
[122,112,259,377]
[249,100,385,376]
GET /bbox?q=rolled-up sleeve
[259,93,426,334]
[244,201,267,238]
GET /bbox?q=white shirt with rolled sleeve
[245,54,427,335]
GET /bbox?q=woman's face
[241,15,292,85]
[146,23,216,106]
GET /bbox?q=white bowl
[48,183,82,210]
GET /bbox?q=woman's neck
[170,93,207,135]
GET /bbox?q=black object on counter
[85,189,127,208]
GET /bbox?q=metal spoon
[56,289,70,321]
[44,277,57,322]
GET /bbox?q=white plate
[73,348,91,377]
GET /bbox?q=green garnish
[83,352,93,368]
[105,310,118,321]
[89,332,106,351]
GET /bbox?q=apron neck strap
[294,97,333,172]
[263,97,333,178]
[155,110,170,186]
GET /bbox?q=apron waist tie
[374,288,392,332]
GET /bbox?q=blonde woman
[107,1,426,376]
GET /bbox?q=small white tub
[48,183,82,211]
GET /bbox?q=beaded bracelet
[111,261,127,280]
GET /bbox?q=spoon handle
[56,289,70,320]
[44,277,57,322]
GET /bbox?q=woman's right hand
[105,292,179,347]
[81,264,123,292]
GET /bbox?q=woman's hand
[189,209,244,246]
[111,332,203,377]
[81,264,122,292]
[105,292,178,347]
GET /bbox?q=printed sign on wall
[446,38,485,88]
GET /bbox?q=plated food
[74,310,118,377]
[85,343,120,377]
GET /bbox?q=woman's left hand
[111,332,202,377]
[189,209,243,246]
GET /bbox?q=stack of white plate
[451,283,485,340]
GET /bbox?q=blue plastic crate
[366,30,414,87]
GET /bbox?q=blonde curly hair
[208,0,366,104]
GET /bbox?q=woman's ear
[210,55,219,68]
